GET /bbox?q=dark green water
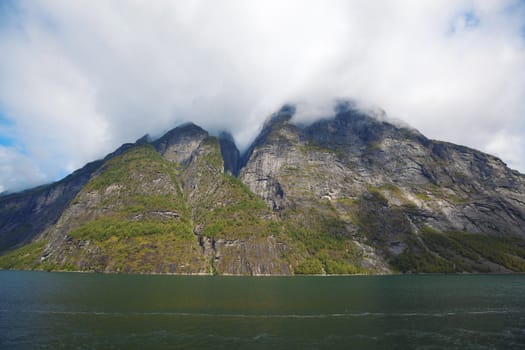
[1,271,524,349]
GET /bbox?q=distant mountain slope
[0,159,102,252]
[1,105,524,274]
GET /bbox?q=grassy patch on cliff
[300,141,336,156]
[9,235,208,274]
[197,175,278,239]
[84,144,181,192]
[390,235,455,273]
[0,241,46,269]
[0,241,79,272]
[391,227,525,273]
[284,204,366,275]
[69,144,193,242]
[70,217,193,241]
[184,140,279,240]
[355,190,415,247]
[95,234,206,274]
[294,257,324,274]
[432,230,525,272]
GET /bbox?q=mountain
[1,105,524,274]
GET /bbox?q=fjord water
[1,272,524,349]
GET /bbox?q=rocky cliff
[240,105,525,273]
[0,160,102,252]
[1,104,524,274]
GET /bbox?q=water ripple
[1,309,523,319]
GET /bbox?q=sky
[0,0,524,193]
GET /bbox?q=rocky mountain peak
[262,104,295,129]
[153,122,208,164]
[239,105,298,170]
[135,134,151,144]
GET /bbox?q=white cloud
[0,146,46,192]
[486,130,525,169]
[0,0,524,191]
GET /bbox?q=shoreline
[1,268,523,277]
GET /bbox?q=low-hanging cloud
[0,0,524,192]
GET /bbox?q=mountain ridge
[1,105,524,274]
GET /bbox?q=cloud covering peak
[1,0,525,192]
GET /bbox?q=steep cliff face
[240,106,525,273]
[240,107,389,273]
[171,127,299,275]
[304,108,525,237]
[1,105,524,274]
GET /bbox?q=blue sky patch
[462,11,480,28]
[0,111,16,147]
[448,10,481,35]
[0,136,15,147]
[0,0,20,31]
[0,110,14,125]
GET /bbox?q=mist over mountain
[1,1,525,193]
[1,105,524,275]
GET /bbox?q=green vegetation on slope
[39,144,202,273]
[4,133,523,275]
[0,241,47,270]
[283,202,367,275]
[353,186,525,273]
[93,234,206,274]
[184,140,279,240]
[70,217,192,241]
[84,145,177,191]
[77,144,193,239]
[391,227,525,273]
[198,175,279,238]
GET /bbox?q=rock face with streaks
[1,103,524,274]
[239,105,525,273]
